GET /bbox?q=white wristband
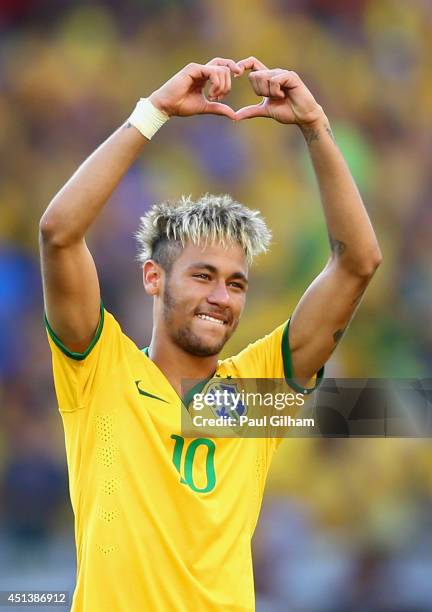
[128,98,170,140]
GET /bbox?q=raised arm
[39,59,239,353]
[235,57,382,383]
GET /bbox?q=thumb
[202,101,236,119]
[234,102,269,121]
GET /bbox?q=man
[40,57,381,611]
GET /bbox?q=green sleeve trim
[281,318,324,395]
[45,303,105,361]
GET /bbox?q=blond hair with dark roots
[136,193,271,271]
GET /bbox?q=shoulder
[217,322,287,379]
[45,304,140,365]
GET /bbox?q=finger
[214,67,232,99]
[236,56,268,73]
[269,75,285,99]
[186,64,230,100]
[220,67,231,97]
[249,72,270,98]
[234,102,269,121]
[270,70,302,92]
[270,71,314,102]
[247,72,262,97]
[207,72,223,99]
[203,101,236,119]
[214,66,229,98]
[206,57,242,76]
[187,63,222,86]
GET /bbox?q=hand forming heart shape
[149,56,324,127]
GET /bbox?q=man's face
[159,243,248,357]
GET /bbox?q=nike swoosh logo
[134,381,168,403]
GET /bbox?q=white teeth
[196,314,225,325]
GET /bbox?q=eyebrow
[188,262,249,285]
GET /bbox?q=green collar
[142,347,214,409]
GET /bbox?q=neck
[148,329,219,396]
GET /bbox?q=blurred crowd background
[1,0,432,610]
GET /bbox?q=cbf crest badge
[204,381,247,422]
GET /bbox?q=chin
[191,345,222,358]
[183,340,223,358]
[190,333,227,357]
[173,327,229,358]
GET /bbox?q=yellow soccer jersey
[45,306,323,612]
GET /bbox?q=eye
[228,281,245,290]
[193,273,210,280]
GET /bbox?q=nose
[207,280,230,307]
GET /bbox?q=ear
[143,260,163,296]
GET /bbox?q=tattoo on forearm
[303,123,335,146]
[324,124,335,142]
[333,328,346,345]
[329,234,346,256]
[303,127,320,145]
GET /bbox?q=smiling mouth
[195,314,227,326]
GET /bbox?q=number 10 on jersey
[170,435,216,493]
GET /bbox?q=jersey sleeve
[226,318,324,395]
[45,305,124,413]
[225,319,324,456]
